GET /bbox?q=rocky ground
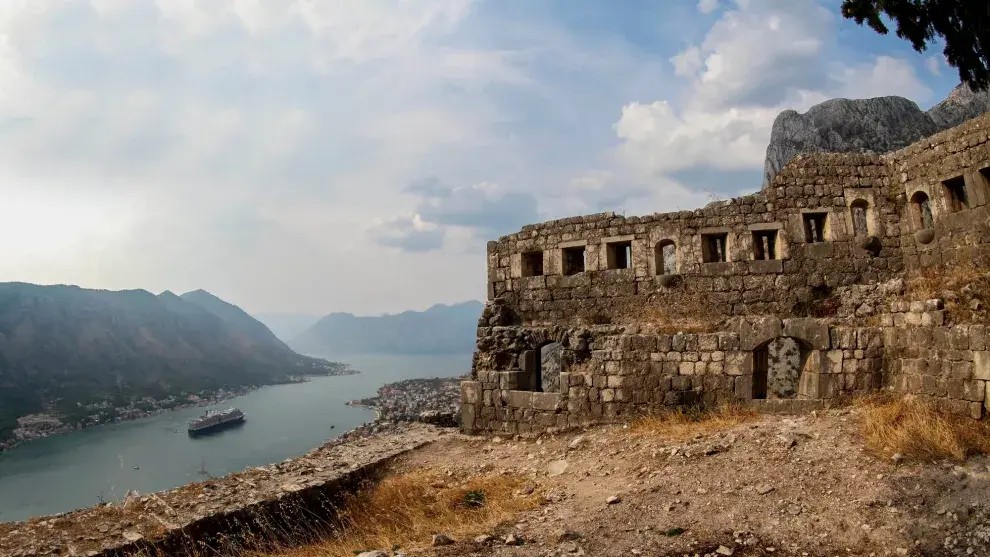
[0,424,450,557]
[382,408,990,557]
[5,409,989,557]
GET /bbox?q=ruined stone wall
[484,153,901,327]
[893,114,990,271]
[883,302,989,419]
[461,318,885,435]
[465,114,990,436]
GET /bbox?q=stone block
[500,370,530,390]
[806,242,834,258]
[532,392,561,411]
[831,328,857,350]
[699,333,719,351]
[508,390,533,409]
[461,403,476,431]
[750,259,783,274]
[972,325,988,351]
[782,318,830,350]
[970,402,984,421]
[461,381,482,404]
[964,380,986,403]
[734,375,753,399]
[679,361,695,375]
[825,350,844,374]
[799,372,821,399]
[724,351,752,376]
[975,351,990,381]
[740,316,783,350]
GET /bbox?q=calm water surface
[0,353,470,522]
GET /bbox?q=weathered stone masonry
[462,113,990,435]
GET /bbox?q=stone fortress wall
[460,113,990,435]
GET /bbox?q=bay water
[0,353,470,522]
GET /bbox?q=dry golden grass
[254,469,541,557]
[629,404,760,441]
[901,262,990,324]
[619,287,721,333]
[856,394,990,461]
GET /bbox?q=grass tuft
[902,263,990,324]
[629,404,759,441]
[856,394,990,461]
[255,469,541,557]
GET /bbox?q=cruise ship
[187,407,245,436]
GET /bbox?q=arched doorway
[752,337,812,399]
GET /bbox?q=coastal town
[345,376,461,422]
[1,365,358,453]
[328,376,463,447]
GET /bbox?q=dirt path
[393,409,990,557]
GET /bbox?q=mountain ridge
[288,300,483,357]
[0,282,348,448]
[763,83,990,186]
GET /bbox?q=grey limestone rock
[763,84,990,187]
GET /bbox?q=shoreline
[0,370,360,455]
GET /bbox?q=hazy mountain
[252,312,322,343]
[289,301,484,357]
[0,283,343,442]
[763,83,990,186]
[179,289,289,352]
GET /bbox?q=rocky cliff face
[763,84,990,187]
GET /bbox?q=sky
[0,0,964,317]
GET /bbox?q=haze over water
[0,353,469,522]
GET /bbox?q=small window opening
[943,176,968,212]
[562,246,586,275]
[803,212,828,243]
[752,230,778,260]
[910,191,934,230]
[655,240,676,274]
[605,241,632,270]
[521,251,543,277]
[850,200,869,237]
[701,233,727,263]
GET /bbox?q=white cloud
[615,100,780,175]
[0,0,945,316]
[368,214,445,253]
[835,56,933,102]
[613,0,934,180]
[697,0,719,14]
[684,0,834,108]
[670,46,702,77]
[0,0,520,314]
[925,55,942,76]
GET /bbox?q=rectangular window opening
[701,233,728,263]
[605,241,632,270]
[752,230,778,261]
[521,251,544,277]
[943,175,968,212]
[803,212,828,243]
[562,246,586,276]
